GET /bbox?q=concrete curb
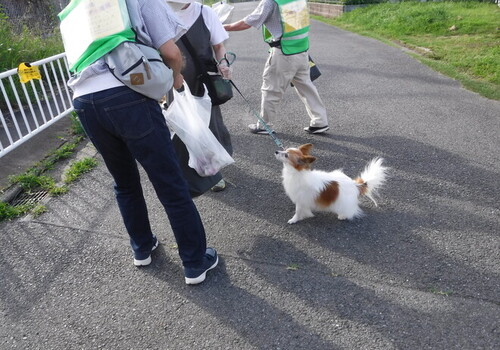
[0,138,98,206]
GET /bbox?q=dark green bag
[203,74,233,106]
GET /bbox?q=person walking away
[224,0,329,134]
[61,0,218,285]
[167,0,233,192]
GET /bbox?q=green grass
[9,173,56,192]
[429,287,454,296]
[9,134,84,188]
[315,1,500,100]
[202,0,220,6]
[0,10,63,72]
[0,115,90,222]
[48,185,69,196]
[1,148,94,222]
[310,0,386,4]
[0,202,34,221]
[0,8,64,110]
[37,141,80,171]
[69,112,86,136]
[1,145,94,222]
[64,158,98,184]
[31,204,47,218]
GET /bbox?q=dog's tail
[354,157,388,206]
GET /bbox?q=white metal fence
[0,53,73,159]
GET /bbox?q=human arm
[139,1,187,89]
[212,43,232,79]
[223,20,251,32]
[224,0,274,32]
[202,5,232,79]
[212,43,226,62]
[159,39,185,89]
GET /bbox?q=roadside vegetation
[0,113,95,222]
[63,157,98,184]
[0,6,64,110]
[0,9,63,73]
[315,1,500,100]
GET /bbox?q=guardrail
[0,53,73,159]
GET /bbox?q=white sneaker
[304,125,329,134]
[248,123,274,134]
[133,237,159,267]
[211,179,226,192]
[184,248,218,285]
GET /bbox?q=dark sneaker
[248,123,275,134]
[210,179,226,192]
[304,125,329,134]
[133,236,159,267]
[184,248,219,285]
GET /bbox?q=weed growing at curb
[0,114,94,222]
[429,287,454,296]
[36,136,84,171]
[64,158,98,184]
[31,204,47,218]
[69,113,86,136]
[49,185,69,196]
[7,136,84,195]
[9,174,56,192]
[0,202,34,221]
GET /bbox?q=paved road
[1,2,499,349]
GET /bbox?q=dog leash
[229,80,285,150]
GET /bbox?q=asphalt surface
[1,2,499,349]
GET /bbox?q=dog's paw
[337,215,347,221]
[288,217,299,224]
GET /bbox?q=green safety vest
[58,0,136,73]
[263,0,310,55]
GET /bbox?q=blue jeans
[74,86,206,267]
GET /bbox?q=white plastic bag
[163,83,234,177]
[212,1,234,24]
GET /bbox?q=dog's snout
[275,151,279,155]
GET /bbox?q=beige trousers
[260,48,328,127]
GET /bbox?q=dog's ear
[302,155,316,164]
[299,143,313,155]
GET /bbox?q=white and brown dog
[275,144,388,224]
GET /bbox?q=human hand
[218,63,232,80]
[173,73,184,89]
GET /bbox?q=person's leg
[291,52,329,128]
[73,88,155,261]
[117,97,207,268]
[75,87,215,282]
[258,48,295,129]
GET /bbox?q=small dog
[275,144,388,224]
